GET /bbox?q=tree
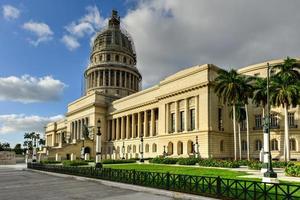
[270,57,300,162]
[252,77,268,117]
[14,144,23,154]
[0,142,11,151]
[214,69,244,160]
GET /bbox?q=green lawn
[103,163,248,179]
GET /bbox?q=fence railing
[27,163,300,200]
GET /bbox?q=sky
[0,0,299,147]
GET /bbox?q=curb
[26,168,217,200]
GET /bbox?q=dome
[84,10,142,99]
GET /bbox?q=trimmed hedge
[285,163,300,177]
[102,159,136,164]
[150,157,179,164]
[62,160,89,167]
[198,159,240,168]
[40,160,61,164]
[247,161,288,170]
[178,158,200,165]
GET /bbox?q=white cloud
[0,114,64,134]
[61,35,80,51]
[23,21,53,46]
[0,75,66,103]
[2,5,20,20]
[62,5,105,50]
[122,0,300,88]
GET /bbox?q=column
[74,121,78,141]
[185,99,189,131]
[132,114,136,138]
[116,118,120,140]
[125,72,128,88]
[144,111,148,137]
[120,71,123,87]
[114,70,117,86]
[175,101,179,133]
[126,115,130,139]
[166,104,169,133]
[109,69,111,86]
[78,120,81,140]
[107,120,111,141]
[111,119,116,140]
[121,117,125,139]
[150,109,155,137]
[128,73,132,89]
[103,70,106,86]
[195,95,199,130]
[137,112,141,138]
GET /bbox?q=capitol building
[44,10,300,161]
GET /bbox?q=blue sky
[1,0,299,146]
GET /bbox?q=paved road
[0,165,174,200]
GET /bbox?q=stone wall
[0,151,16,165]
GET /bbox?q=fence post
[133,170,136,185]
[216,176,222,197]
[166,172,170,190]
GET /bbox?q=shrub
[62,160,88,167]
[285,163,300,177]
[102,159,136,164]
[40,160,61,164]
[178,158,200,165]
[150,157,179,164]
[247,161,262,170]
[198,158,240,168]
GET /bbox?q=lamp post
[262,63,278,183]
[95,119,102,169]
[195,136,199,158]
[32,137,37,163]
[122,141,125,160]
[140,133,144,163]
[163,145,167,157]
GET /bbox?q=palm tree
[214,69,243,160]
[270,75,300,161]
[271,57,300,161]
[252,77,268,117]
[239,75,254,161]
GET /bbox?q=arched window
[115,55,119,62]
[145,144,149,153]
[177,141,183,155]
[167,142,173,155]
[152,143,157,152]
[220,140,224,152]
[271,139,278,151]
[242,140,247,151]
[290,139,296,151]
[255,140,262,151]
[123,56,127,63]
[133,145,136,153]
[107,54,111,61]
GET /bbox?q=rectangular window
[255,114,262,128]
[288,112,295,126]
[270,114,278,128]
[180,111,185,132]
[190,109,195,130]
[170,113,175,133]
[218,108,223,131]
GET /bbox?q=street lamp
[262,63,278,183]
[163,145,167,157]
[140,133,144,163]
[95,119,102,169]
[194,136,199,158]
[32,137,37,163]
[122,141,125,160]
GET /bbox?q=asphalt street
[0,165,174,200]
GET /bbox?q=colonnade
[70,117,89,143]
[107,108,158,141]
[86,69,139,91]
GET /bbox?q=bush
[62,160,88,167]
[285,163,300,177]
[40,160,61,164]
[150,157,179,164]
[102,159,136,164]
[178,158,200,165]
[247,161,288,170]
[198,158,240,168]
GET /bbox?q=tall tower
[84,10,142,99]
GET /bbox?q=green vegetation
[285,163,300,177]
[62,160,88,167]
[104,163,247,179]
[101,159,136,164]
[149,157,179,164]
[178,157,199,165]
[40,160,61,164]
[247,161,288,170]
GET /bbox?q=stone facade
[44,11,300,161]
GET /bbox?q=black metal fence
[27,163,300,200]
